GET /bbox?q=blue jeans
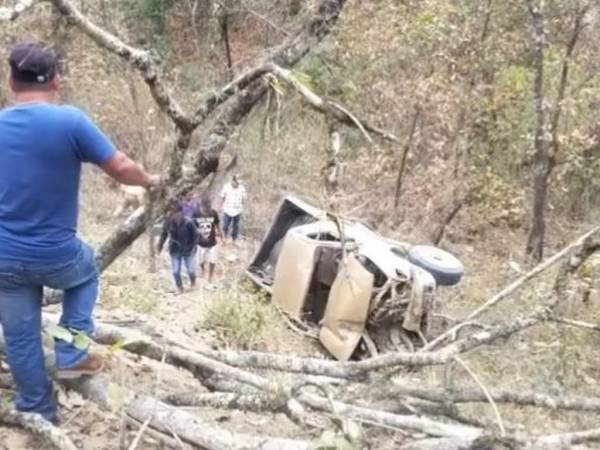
[0,242,99,421]
[170,251,197,291]
[222,213,241,241]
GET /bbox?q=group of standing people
[158,174,247,293]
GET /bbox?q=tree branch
[295,390,482,439]
[48,0,194,133]
[42,307,543,382]
[267,63,400,144]
[395,104,420,210]
[423,226,600,351]
[531,427,600,448]
[549,3,590,164]
[161,391,282,412]
[384,382,600,413]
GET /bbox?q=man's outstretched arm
[101,151,159,188]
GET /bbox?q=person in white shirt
[219,174,247,244]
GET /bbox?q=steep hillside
[1,0,600,449]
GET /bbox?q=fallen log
[125,416,193,450]
[162,391,281,412]
[67,374,314,450]
[554,229,600,299]
[131,395,312,450]
[295,391,482,440]
[7,316,600,447]
[551,317,600,332]
[0,327,313,450]
[0,404,78,450]
[55,308,543,384]
[531,427,600,448]
[399,435,599,450]
[63,316,487,439]
[398,438,475,450]
[383,382,600,413]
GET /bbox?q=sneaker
[54,354,104,380]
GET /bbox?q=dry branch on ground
[65,375,313,450]
[381,382,600,413]
[423,226,600,351]
[41,306,545,383]
[0,404,78,450]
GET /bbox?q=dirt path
[0,238,313,449]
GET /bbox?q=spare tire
[408,245,464,286]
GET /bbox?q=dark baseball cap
[9,42,58,84]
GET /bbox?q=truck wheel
[408,245,464,286]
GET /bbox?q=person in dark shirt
[158,207,198,293]
[179,191,201,221]
[196,197,223,288]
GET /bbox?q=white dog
[112,185,146,217]
[111,164,194,217]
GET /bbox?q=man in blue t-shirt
[0,42,159,423]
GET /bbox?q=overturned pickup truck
[246,197,464,361]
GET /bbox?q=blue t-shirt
[0,104,116,263]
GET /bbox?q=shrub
[202,287,277,350]
[470,170,525,228]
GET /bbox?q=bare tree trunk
[525,0,548,262]
[429,106,467,245]
[432,200,465,246]
[48,13,73,103]
[394,104,420,211]
[0,85,8,108]
[525,1,588,262]
[126,73,157,272]
[549,5,589,161]
[220,13,233,77]
[324,122,342,210]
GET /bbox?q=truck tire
[408,245,464,286]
